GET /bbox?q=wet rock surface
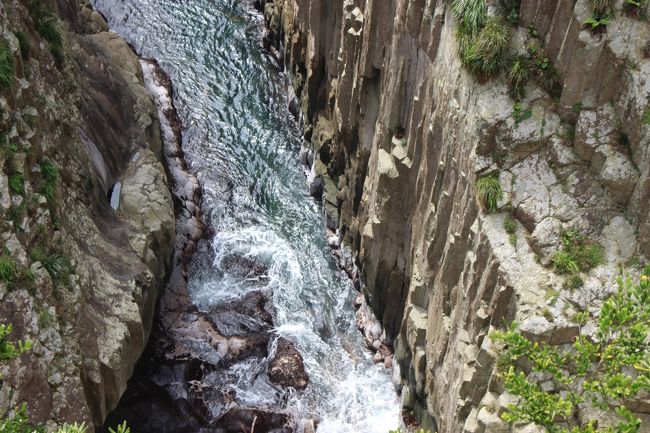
[267,337,309,390]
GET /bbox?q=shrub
[0,323,32,362]
[49,44,64,69]
[0,40,14,90]
[500,0,522,26]
[14,31,31,60]
[0,256,17,282]
[8,173,25,196]
[492,269,650,433]
[476,174,502,213]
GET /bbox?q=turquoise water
[92,1,399,432]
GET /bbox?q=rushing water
[92,1,400,432]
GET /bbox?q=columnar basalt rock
[261,0,650,431]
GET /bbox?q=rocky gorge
[2,0,650,432]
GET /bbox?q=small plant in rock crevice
[584,14,612,33]
[551,229,603,275]
[14,31,31,60]
[0,40,14,90]
[476,174,503,213]
[642,106,650,125]
[462,17,511,78]
[8,173,25,196]
[504,217,518,247]
[0,255,17,283]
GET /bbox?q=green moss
[0,40,14,90]
[476,174,502,213]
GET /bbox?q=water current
[92,1,400,432]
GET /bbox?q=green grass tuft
[448,0,487,34]
[14,31,31,60]
[8,174,25,196]
[0,256,17,282]
[551,230,604,276]
[476,174,502,213]
[0,40,14,90]
[462,17,510,77]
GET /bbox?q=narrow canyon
[0,0,649,433]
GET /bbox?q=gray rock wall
[0,0,174,429]
[263,0,650,431]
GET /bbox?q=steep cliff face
[261,0,650,431]
[0,0,173,429]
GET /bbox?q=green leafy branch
[492,268,650,433]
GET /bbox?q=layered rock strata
[260,0,650,431]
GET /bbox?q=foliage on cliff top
[492,267,650,433]
[0,40,14,90]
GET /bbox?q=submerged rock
[267,337,309,390]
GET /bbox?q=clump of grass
[462,17,511,77]
[14,31,31,60]
[49,44,64,69]
[562,274,584,291]
[30,246,71,285]
[8,173,25,196]
[590,0,611,14]
[476,174,502,213]
[39,158,58,205]
[508,56,530,98]
[551,229,603,275]
[0,40,14,90]
[504,217,518,247]
[0,256,17,282]
[28,0,64,69]
[448,0,487,34]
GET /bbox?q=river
[92,1,400,432]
